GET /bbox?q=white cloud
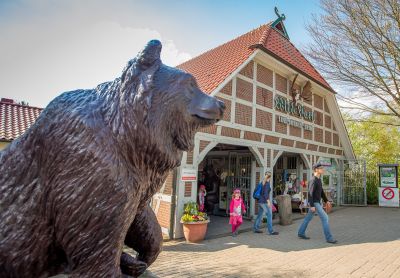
[335,86,389,118]
[162,40,192,66]
[0,20,192,108]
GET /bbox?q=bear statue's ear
[120,40,162,108]
[121,40,162,83]
[136,40,162,69]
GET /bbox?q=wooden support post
[276,195,293,225]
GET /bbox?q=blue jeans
[298,202,334,241]
[254,203,274,234]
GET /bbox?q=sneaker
[269,231,279,235]
[327,239,338,244]
[254,229,263,233]
[298,234,310,240]
[232,232,237,237]
[235,230,239,236]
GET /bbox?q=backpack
[253,182,263,200]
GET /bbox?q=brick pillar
[151,170,176,238]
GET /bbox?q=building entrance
[197,144,256,219]
[196,143,259,237]
[273,152,310,211]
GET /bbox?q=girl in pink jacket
[229,188,246,237]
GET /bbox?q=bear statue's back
[0,88,126,277]
[0,40,225,278]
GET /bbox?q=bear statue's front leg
[121,205,163,277]
[120,252,147,278]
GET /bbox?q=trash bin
[276,195,293,225]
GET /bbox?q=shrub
[180,202,209,223]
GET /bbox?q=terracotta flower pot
[181,220,209,243]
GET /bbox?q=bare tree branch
[305,0,400,119]
[339,106,395,116]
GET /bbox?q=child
[198,184,207,212]
[229,189,246,237]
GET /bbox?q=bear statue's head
[119,40,225,153]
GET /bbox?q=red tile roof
[177,23,333,94]
[0,99,43,141]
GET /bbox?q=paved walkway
[142,207,400,278]
[205,211,306,240]
[205,215,253,239]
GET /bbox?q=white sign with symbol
[379,187,399,207]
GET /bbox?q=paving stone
[144,207,400,278]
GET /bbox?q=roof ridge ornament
[272,7,290,40]
[274,7,286,21]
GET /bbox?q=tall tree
[305,0,400,125]
[344,113,400,170]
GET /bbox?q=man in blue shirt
[254,172,279,235]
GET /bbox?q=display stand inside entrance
[273,153,309,214]
[300,190,309,215]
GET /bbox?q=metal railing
[339,159,367,206]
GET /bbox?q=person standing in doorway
[254,172,279,235]
[298,162,337,244]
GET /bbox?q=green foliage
[344,114,400,171]
[181,214,195,223]
[183,201,198,215]
[344,114,400,204]
[181,202,208,223]
[366,171,379,205]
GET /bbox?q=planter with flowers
[180,202,209,243]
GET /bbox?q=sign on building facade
[181,168,197,182]
[274,96,315,122]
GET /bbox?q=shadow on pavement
[140,264,308,278]
[162,206,400,253]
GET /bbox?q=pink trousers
[231,222,242,232]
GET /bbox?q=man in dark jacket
[253,172,279,235]
[298,163,337,244]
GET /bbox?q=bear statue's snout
[217,99,226,111]
[189,89,225,121]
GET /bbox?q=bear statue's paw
[120,252,148,278]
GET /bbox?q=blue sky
[0,0,322,107]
